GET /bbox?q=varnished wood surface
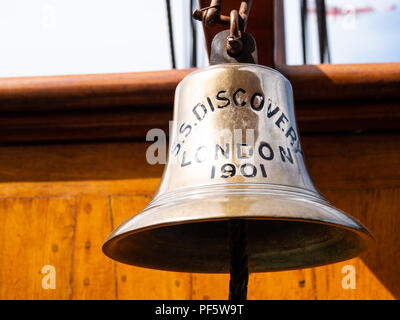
[1,63,399,112]
[276,63,400,102]
[1,63,399,143]
[0,63,400,113]
[0,132,398,299]
[0,69,195,112]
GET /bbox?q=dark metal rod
[228,220,249,301]
[301,0,308,64]
[190,0,197,67]
[316,0,331,63]
[166,0,177,69]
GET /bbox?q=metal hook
[193,0,253,55]
[192,0,229,27]
[227,10,243,56]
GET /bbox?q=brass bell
[103,30,373,274]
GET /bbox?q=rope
[228,219,249,301]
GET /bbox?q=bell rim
[103,187,374,273]
[103,215,374,249]
[102,216,374,273]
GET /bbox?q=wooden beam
[1,99,398,143]
[0,63,400,142]
[0,107,172,143]
[0,69,195,112]
[1,63,399,111]
[276,63,400,102]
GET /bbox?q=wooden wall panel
[192,187,399,300]
[71,195,116,299]
[0,133,398,299]
[322,188,400,299]
[0,197,75,299]
[192,259,393,300]
[110,195,192,300]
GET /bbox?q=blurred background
[0,0,399,77]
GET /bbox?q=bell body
[103,64,373,273]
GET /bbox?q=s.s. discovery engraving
[170,87,302,180]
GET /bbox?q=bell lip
[178,63,292,89]
[103,215,375,247]
[102,187,375,273]
[102,216,374,274]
